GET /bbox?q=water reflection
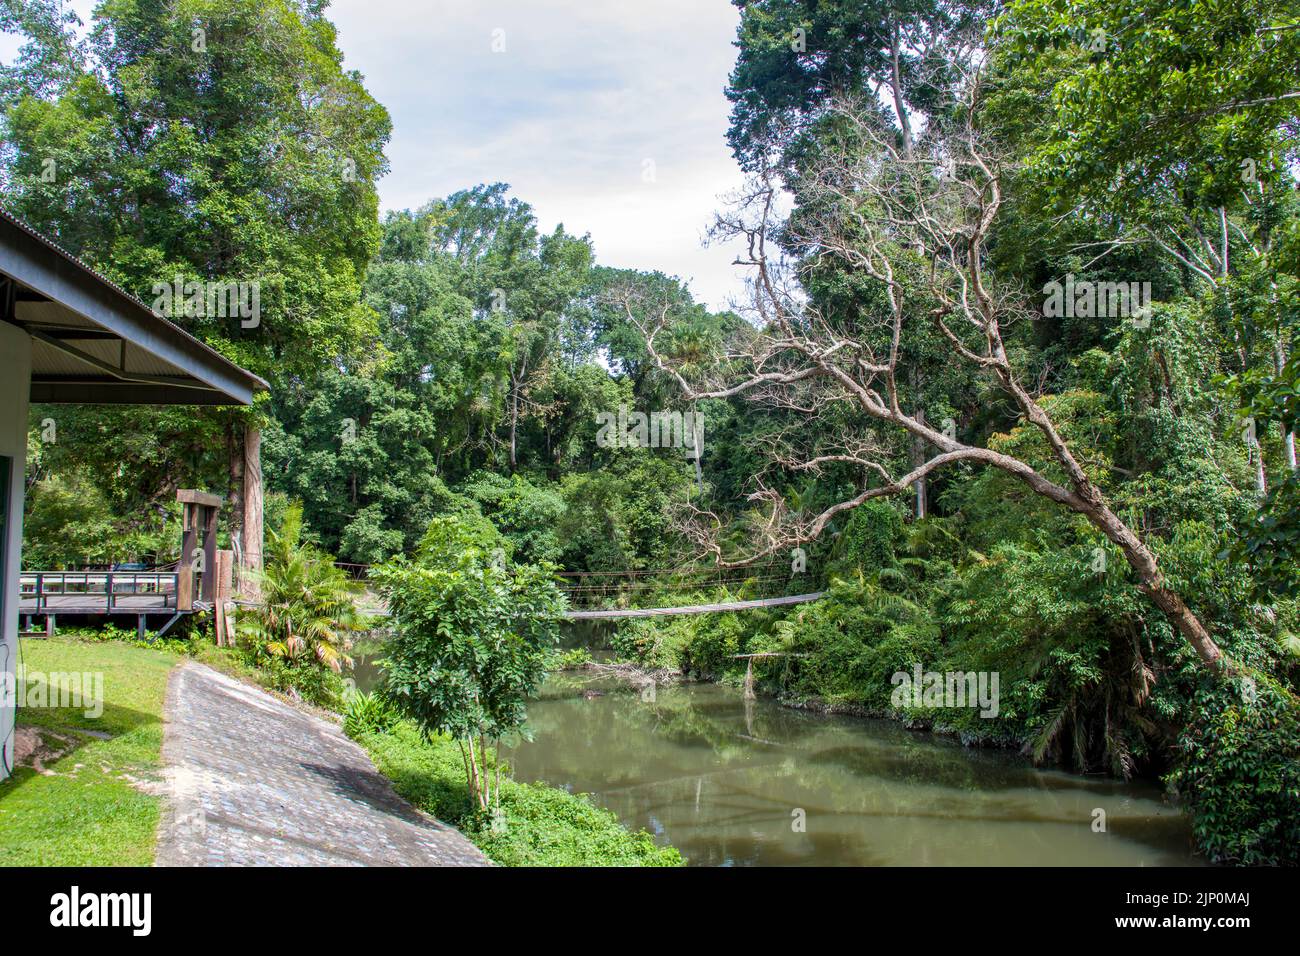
[500,674,1202,867]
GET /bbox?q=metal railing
[19,571,179,612]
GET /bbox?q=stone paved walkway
[155,662,489,866]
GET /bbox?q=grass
[0,637,179,866]
[353,720,682,867]
[2,632,675,867]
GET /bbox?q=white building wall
[0,323,31,781]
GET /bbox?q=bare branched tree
[621,65,1230,674]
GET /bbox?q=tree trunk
[987,349,1229,673]
[464,733,483,811]
[911,406,928,520]
[1079,495,1225,670]
[1276,340,1298,472]
[508,382,519,471]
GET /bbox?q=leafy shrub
[831,500,905,573]
[770,577,938,708]
[351,719,680,866]
[236,504,366,708]
[545,647,592,670]
[343,690,400,738]
[458,471,567,564]
[1169,672,1300,865]
[371,515,566,813]
[475,777,681,867]
[679,613,745,678]
[612,614,694,670]
[253,656,350,708]
[58,623,190,656]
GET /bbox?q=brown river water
[353,637,1201,866]
[496,673,1202,866]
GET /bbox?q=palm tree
[238,504,365,674]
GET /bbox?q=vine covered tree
[635,58,1229,672]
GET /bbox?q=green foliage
[343,690,400,739]
[475,774,681,867]
[831,500,905,574]
[997,0,1299,210]
[371,515,566,810]
[1169,673,1300,865]
[767,575,940,710]
[545,646,593,671]
[459,472,566,564]
[726,0,990,169]
[236,504,365,708]
[21,471,149,568]
[4,0,392,386]
[556,457,693,572]
[53,623,190,657]
[352,719,680,866]
[610,583,787,679]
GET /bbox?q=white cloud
[329,0,752,311]
[1,0,755,311]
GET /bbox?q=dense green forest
[2,0,1298,864]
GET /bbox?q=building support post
[240,427,263,601]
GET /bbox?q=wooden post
[201,504,220,604]
[214,550,235,647]
[176,490,223,609]
[177,504,197,611]
[215,550,234,602]
[240,427,263,601]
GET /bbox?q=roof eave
[0,213,269,406]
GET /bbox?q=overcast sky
[2,0,752,311]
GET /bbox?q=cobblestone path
[155,662,489,866]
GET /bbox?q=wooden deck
[19,570,183,617]
[18,594,180,615]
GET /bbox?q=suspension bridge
[17,556,825,636]
[551,564,823,619]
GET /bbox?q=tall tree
[3,0,391,575]
[727,0,994,517]
[997,0,1300,585]
[638,78,1231,673]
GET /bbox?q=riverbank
[2,634,675,868]
[774,694,1026,749]
[156,662,488,866]
[348,718,682,866]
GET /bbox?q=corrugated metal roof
[0,205,270,403]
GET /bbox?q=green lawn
[0,638,178,866]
